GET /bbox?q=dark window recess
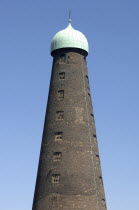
[59,72,65,79]
[53,152,62,161]
[52,174,60,184]
[88,93,91,100]
[86,75,89,83]
[60,54,66,62]
[101,199,106,207]
[57,90,64,99]
[86,76,90,89]
[56,111,64,120]
[91,113,94,118]
[93,135,97,143]
[91,113,95,124]
[96,155,100,164]
[55,132,63,141]
[99,176,103,186]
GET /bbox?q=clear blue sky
[0,0,139,209]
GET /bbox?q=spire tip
[68,10,72,24]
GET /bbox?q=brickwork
[32,48,107,210]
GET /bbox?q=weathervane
[68,10,72,23]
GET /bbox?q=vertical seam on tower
[80,55,99,210]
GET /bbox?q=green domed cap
[51,23,89,54]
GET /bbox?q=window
[56,111,64,120]
[91,114,95,124]
[53,152,62,161]
[59,72,65,79]
[86,75,90,90]
[96,155,100,164]
[52,174,60,184]
[57,90,64,99]
[99,176,103,186]
[101,199,106,207]
[91,114,94,122]
[93,134,97,143]
[86,75,89,83]
[60,54,66,62]
[55,132,63,141]
[88,93,91,100]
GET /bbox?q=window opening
[52,174,60,184]
[91,113,94,118]
[96,155,100,164]
[86,75,89,83]
[59,72,65,79]
[53,152,62,161]
[88,93,91,100]
[56,111,64,120]
[55,132,63,141]
[57,90,64,99]
[99,176,103,186]
[91,114,95,124]
[93,134,97,143]
[60,54,66,62]
[101,199,106,207]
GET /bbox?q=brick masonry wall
[32,48,107,210]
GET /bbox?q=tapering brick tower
[32,19,107,210]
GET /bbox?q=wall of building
[32,48,106,210]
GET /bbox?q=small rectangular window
[86,75,89,83]
[91,113,94,118]
[57,90,64,99]
[99,176,103,186]
[91,113,95,124]
[60,54,66,62]
[101,199,106,206]
[56,111,64,120]
[59,72,65,79]
[52,174,60,184]
[55,132,63,141]
[96,155,100,164]
[88,93,91,100]
[53,152,62,161]
[93,134,97,143]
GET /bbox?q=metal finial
[68,10,72,23]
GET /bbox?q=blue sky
[0,0,139,209]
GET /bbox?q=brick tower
[32,19,107,210]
